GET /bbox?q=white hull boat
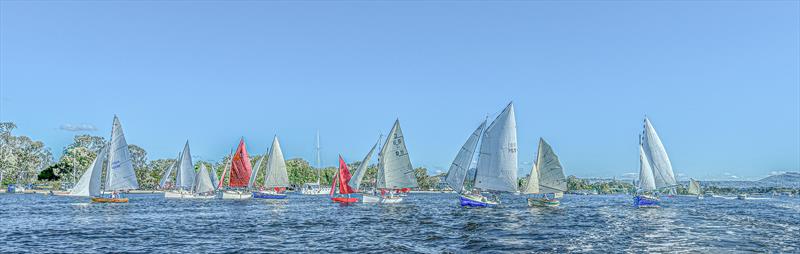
[218,190,252,200]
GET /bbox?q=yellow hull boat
[91,197,129,203]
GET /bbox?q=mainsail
[532,138,567,194]
[377,120,418,189]
[158,152,181,189]
[248,147,267,189]
[106,116,139,191]
[348,137,379,191]
[642,118,677,189]
[229,138,252,188]
[688,178,701,195]
[475,102,519,193]
[445,121,486,194]
[193,164,215,194]
[335,155,355,194]
[69,146,108,197]
[175,141,195,190]
[209,164,219,190]
[638,145,657,192]
[263,136,290,188]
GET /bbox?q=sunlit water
[1,193,798,253]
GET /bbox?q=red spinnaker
[229,138,252,188]
[337,155,355,194]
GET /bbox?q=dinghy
[373,120,418,204]
[445,120,489,206]
[688,178,702,199]
[348,136,380,203]
[252,136,290,200]
[522,138,567,207]
[634,117,678,208]
[86,116,139,203]
[217,138,253,200]
[163,141,199,199]
[330,155,358,203]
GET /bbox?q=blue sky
[1,1,798,180]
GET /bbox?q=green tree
[0,122,53,185]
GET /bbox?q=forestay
[377,120,418,189]
[445,121,485,194]
[106,116,139,191]
[263,136,290,188]
[475,103,519,193]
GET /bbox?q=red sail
[229,138,252,187]
[329,171,338,196]
[337,155,355,194]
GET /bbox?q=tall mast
[316,130,321,184]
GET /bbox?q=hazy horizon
[1,2,798,181]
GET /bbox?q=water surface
[1,193,798,253]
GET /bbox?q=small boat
[331,155,358,203]
[634,117,678,208]
[445,102,519,207]
[216,138,253,200]
[522,138,567,207]
[301,131,332,195]
[252,136,290,200]
[687,179,703,199]
[163,141,200,199]
[372,120,418,204]
[75,116,140,203]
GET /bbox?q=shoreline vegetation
[1,122,798,196]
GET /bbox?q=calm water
[1,193,798,253]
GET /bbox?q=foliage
[37,163,65,181]
[0,122,53,185]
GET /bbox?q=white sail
[263,136,290,188]
[642,118,677,189]
[377,120,418,189]
[209,164,219,189]
[348,137,379,191]
[688,178,701,195]
[445,121,485,194]
[475,102,519,193]
[534,138,567,194]
[106,116,139,191]
[69,146,108,197]
[248,147,267,189]
[523,163,539,194]
[175,141,195,190]
[158,153,180,189]
[193,164,215,194]
[638,145,657,192]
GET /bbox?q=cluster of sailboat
[65,102,685,208]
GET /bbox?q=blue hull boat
[634,195,660,208]
[459,195,498,208]
[252,192,288,199]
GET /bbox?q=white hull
[361,194,403,204]
[165,191,214,199]
[218,190,252,200]
[381,196,403,204]
[362,194,380,203]
[301,188,331,195]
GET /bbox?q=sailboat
[252,136,290,199]
[634,117,678,208]
[348,136,381,203]
[522,138,567,207]
[164,141,197,199]
[158,152,182,190]
[70,116,139,203]
[330,155,358,203]
[688,178,702,199]
[372,120,417,204]
[217,138,253,200]
[301,131,331,195]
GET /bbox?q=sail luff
[535,138,567,193]
[263,136,290,188]
[475,102,519,193]
[445,121,486,194]
[348,137,379,191]
[106,116,139,191]
[377,120,417,189]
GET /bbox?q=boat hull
[361,194,380,203]
[301,187,332,195]
[91,197,129,203]
[459,195,498,207]
[634,195,660,208]
[332,197,358,203]
[528,197,560,207]
[218,191,252,200]
[253,192,288,200]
